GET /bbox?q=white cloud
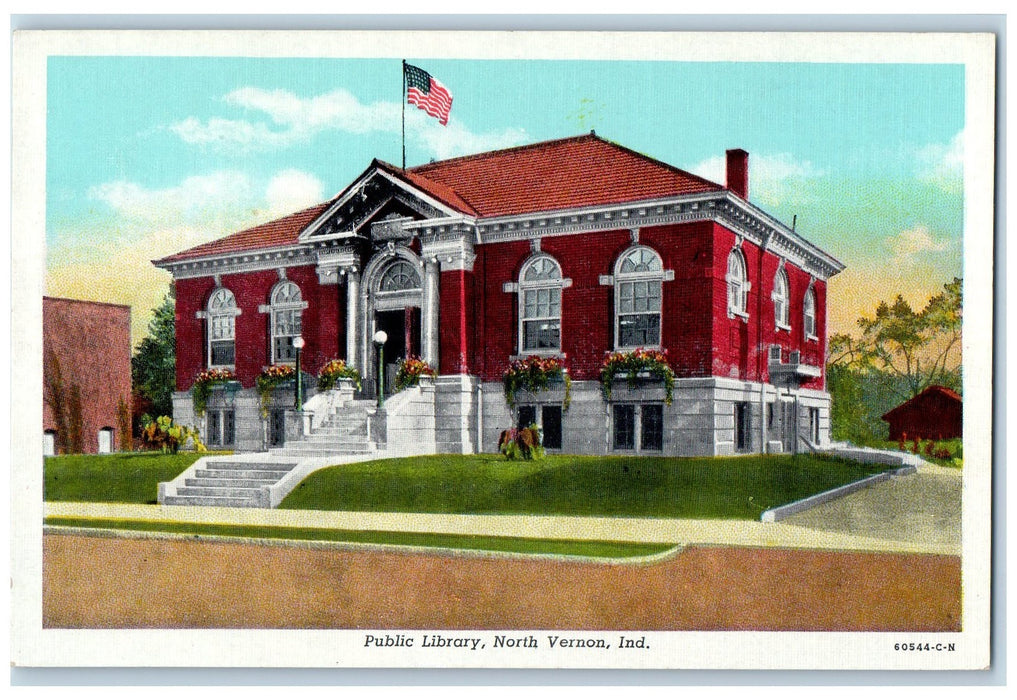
[169,86,530,160]
[689,152,824,207]
[916,129,964,193]
[54,168,326,345]
[886,225,950,263]
[265,169,325,216]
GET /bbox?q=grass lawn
[44,517,671,559]
[281,453,888,520]
[44,452,212,504]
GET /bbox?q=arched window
[726,248,749,317]
[615,246,664,348]
[519,255,563,353]
[270,281,304,363]
[803,286,817,339]
[207,287,238,368]
[773,267,790,329]
[97,427,114,454]
[378,260,421,292]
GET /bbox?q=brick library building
[155,134,843,457]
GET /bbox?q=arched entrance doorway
[362,252,424,396]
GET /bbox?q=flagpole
[401,59,406,170]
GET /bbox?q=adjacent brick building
[43,297,132,454]
[882,385,963,442]
[155,134,844,456]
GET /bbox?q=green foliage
[279,453,887,520]
[132,290,176,420]
[256,365,296,417]
[45,516,670,559]
[44,452,205,504]
[140,415,205,454]
[498,424,545,460]
[828,278,963,444]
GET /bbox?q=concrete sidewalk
[45,464,961,556]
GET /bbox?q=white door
[43,432,55,456]
[97,428,113,454]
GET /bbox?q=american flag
[405,63,453,126]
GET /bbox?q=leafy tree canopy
[131,286,176,420]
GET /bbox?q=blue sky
[45,56,965,345]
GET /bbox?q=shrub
[498,424,545,460]
[503,356,571,410]
[140,415,206,454]
[600,348,675,405]
[317,359,362,392]
[394,355,437,392]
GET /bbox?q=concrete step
[204,461,297,471]
[176,486,263,498]
[195,468,292,480]
[185,477,279,489]
[162,495,260,508]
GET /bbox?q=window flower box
[600,348,675,405]
[191,368,238,417]
[503,355,572,410]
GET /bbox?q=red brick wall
[710,225,826,389]
[439,268,475,374]
[43,297,132,453]
[175,265,341,390]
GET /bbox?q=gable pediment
[299,167,458,243]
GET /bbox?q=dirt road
[43,533,960,631]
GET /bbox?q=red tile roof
[408,133,721,217]
[154,202,333,265]
[157,134,723,264]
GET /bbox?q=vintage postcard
[11,29,995,671]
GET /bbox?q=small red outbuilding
[881,385,962,442]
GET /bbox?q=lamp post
[373,330,388,408]
[293,336,306,412]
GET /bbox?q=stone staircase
[159,397,385,508]
[161,460,299,507]
[268,399,380,459]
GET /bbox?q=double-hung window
[615,247,663,349]
[773,267,790,330]
[803,287,817,340]
[207,287,238,368]
[727,248,749,318]
[519,256,563,353]
[270,281,304,363]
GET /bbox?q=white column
[422,257,440,367]
[345,269,360,370]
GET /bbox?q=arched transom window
[378,260,421,292]
[270,281,304,363]
[773,267,790,330]
[207,287,238,368]
[726,247,749,317]
[519,255,563,353]
[803,286,817,339]
[615,246,663,348]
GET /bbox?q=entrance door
[375,307,421,394]
[97,428,113,454]
[781,402,797,453]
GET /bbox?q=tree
[854,277,962,402]
[132,287,177,423]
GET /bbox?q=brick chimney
[726,148,749,199]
